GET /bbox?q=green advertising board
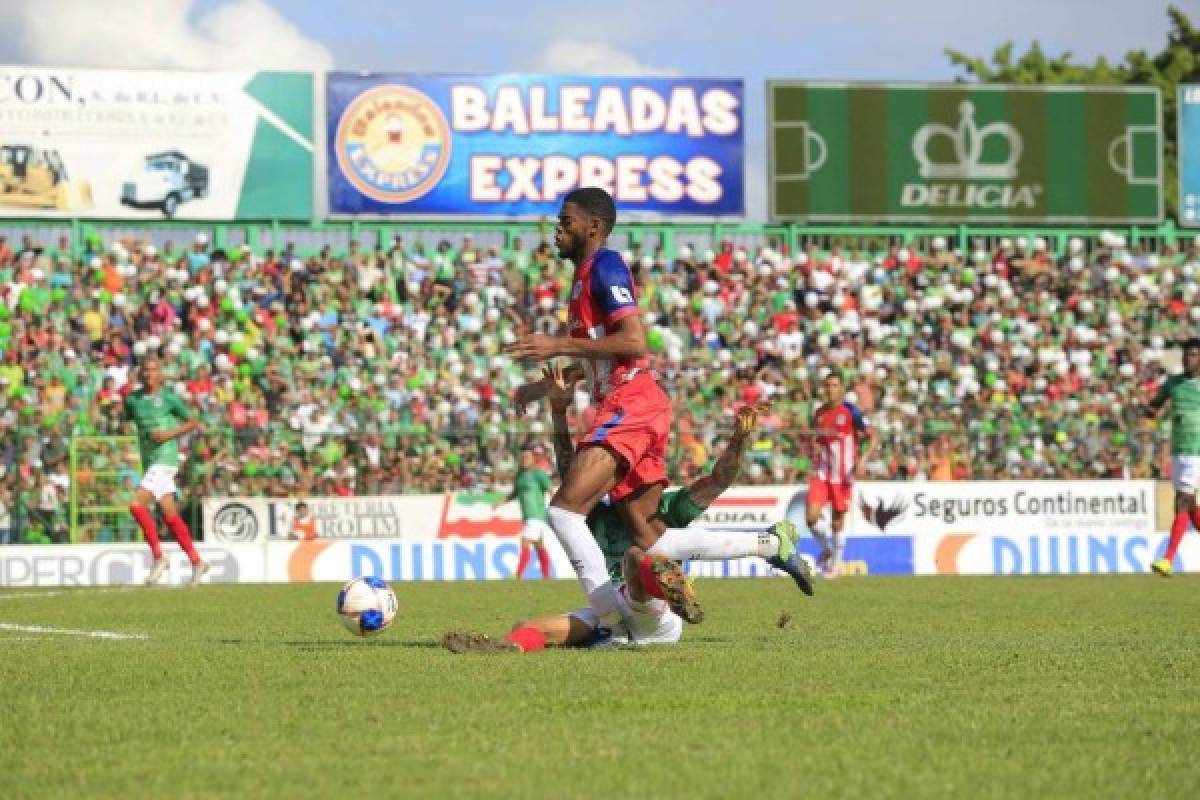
[768,83,1162,224]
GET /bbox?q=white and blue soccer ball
[336,577,398,638]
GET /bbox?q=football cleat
[1151,558,1173,577]
[189,560,210,587]
[144,558,169,586]
[649,556,704,624]
[768,553,815,597]
[764,520,814,595]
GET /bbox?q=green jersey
[124,387,192,468]
[1155,374,1200,456]
[587,488,705,583]
[512,467,551,522]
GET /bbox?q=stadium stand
[0,221,1192,542]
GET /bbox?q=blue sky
[0,0,1180,218]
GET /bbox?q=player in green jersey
[444,367,812,653]
[495,447,553,580]
[1144,338,1200,576]
[124,356,208,586]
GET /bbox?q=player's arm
[507,316,646,362]
[686,403,765,508]
[506,251,646,361]
[152,392,201,443]
[851,405,876,479]
[513,363,585,412]
[543,362,577,479]
[1142,378,1172,419]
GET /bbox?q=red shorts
[579,373,671,502]
[808,477,853,515]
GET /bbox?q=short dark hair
[1184,337,1200,353]
[563,187,616,233]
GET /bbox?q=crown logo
[912,101,1022,181]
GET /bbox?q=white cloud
[532,39,679,76]
[0,0,332,71]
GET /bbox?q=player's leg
[130,485,167,585]
[546,444,626,622]
[514,541,532,580]
[156,491,208,584]
[1154,457,1200,576]
[613,461,704,621]
[806,480,834,571]
[515,523,534,580]
[443,612,595,654]
[647,523,813,595]
[826,484,853,578]
[531,521,553,580]
[614,548,683,646]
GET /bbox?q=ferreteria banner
[326,73,744,215]
[0,67,313,219]
[1179,85,1200,227]
[768,83,1162,224]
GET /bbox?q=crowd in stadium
[0,226,1189,542]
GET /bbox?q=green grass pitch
[1,576,1198,799]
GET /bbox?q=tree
[946,5,1200,220]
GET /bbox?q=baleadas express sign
[768,83,1162,224]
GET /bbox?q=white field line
[0,588,136,602]
[0,622,147,640]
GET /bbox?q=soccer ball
[336,577,398,638]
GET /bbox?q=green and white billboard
[0,67,313,220]
[768,83,1162,224]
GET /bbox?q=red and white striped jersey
[566,248,646,401]
[811,401,869,484]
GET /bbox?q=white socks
[648,527,778,561]
[809,518,832,552]
[831,531,845,568]
[546,506,624,623]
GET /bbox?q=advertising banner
[768,83,1162,223]
[0,543,262,586]
[849,480,1165,575]
[849,481,1155,538]
[327,73,744,216]
[915,531,1188,576]
[685,485,915,575]
[204,495,446,544]
[267,536,570,583]
[1179,85,1200,227]
[0,67,313,219]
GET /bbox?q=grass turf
[1,575,1198,799]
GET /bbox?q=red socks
[1166,511,1190,561]
[163,514,201,566]
[132,506,201,566]
[516,542,532,579]
[639,556,667,600]
[504,626,546,653]
[130,504,162,560]
[516,544,553,579]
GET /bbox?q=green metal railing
[0,218,1193,262]
[68,435,142,544]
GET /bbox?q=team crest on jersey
[572,281,583,300]
[335,85,451,204]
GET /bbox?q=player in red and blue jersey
[806,370,875,578]
[506,187,698,626]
